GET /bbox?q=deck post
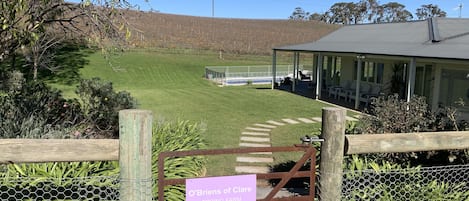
[272,50,277,89]
[292,52,298,92]
[319,107,346,201]
[316,53,323,99]
[407,57,417,103]
[354,57,363,109]
[119,109,153,201]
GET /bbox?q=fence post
[119,109,153,201]
[319,107,346,201]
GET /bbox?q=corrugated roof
[274,18,469,60]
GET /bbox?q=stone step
[266,120,286,126]
[242,131,270,136]
[241,136,270,143]
[239,142,271,147]
[297,118,315,123]
[237,156,273,163]
[282,118,300,124]
[311,117,322,122]
[253,123,277,129]
[245,127,271,132]
[235,166,270,174]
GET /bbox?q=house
[272,18,469,120]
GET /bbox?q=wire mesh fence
[0,175,120,200]
[338,164,469,201]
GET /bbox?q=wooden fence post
[119,109,153,201]
[319,107,346,201]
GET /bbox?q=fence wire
[340,164,469,201]
[0,175,120,200]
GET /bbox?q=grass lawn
[51,48,342,176]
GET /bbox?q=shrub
[0,81,82,138]
[75,77,135,138]
[360,94,435,134]
[356,94,469,166]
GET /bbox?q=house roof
[274,18,469,60]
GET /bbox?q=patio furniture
[337,80,355,101]
[299,70,311,81]
[348,83,371,103]
[328,80,351,99]
[362,85,382,107]
[349,84,382,107]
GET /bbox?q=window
[354,61,384,84]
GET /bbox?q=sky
[125,0,469,19]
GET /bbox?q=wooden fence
[2,108,468,201]
[319,107,469,200]
[0,109,153,201]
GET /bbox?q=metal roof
[274,18,469,60]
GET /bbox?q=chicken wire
[337,164,469,201]
[0,175,120,200]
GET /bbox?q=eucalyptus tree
[0,0,133,80]
[415,4,447,20]
[376,2,413,23]
[357,0,380,23]
[328,2,362,24]
[289,7,310,21]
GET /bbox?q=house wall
[434,62,469,120]
[317,54,468,120]
[335,56,395,94]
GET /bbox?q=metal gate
[158,144,317,201]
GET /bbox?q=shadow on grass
[268,161,311,195]
[40,44,95,85]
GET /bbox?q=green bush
[360,94,435,134]
[355,94,469,166]
[0,81,82,138]
[76,77,135,138]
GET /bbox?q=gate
[158,144,317,201]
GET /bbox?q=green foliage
[1,161,118,186]
[0,80,82,138]
[435,99,468,131]
[151,120,206,200]
[76,77,135,138]
[360,94,435,134]
[0,120,206,200]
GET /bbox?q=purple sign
[186,174,256,201]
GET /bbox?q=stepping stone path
[236,116,359,174]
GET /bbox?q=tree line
[290,0,447,24]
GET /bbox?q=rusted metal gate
[158,144,317,201]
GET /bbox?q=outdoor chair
[328,80,350,99]
[348,83,371,103]
[362,84,382,107]
[337,80,355,101]
[298,70,311,81]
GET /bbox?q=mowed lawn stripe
[75,49,332,176]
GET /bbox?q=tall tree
[415,4,447,20]
[376,2,413,23]
[0,0,133,80]
[328,2,361,24]
[357,0,380,23]
[289,7,309,21]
